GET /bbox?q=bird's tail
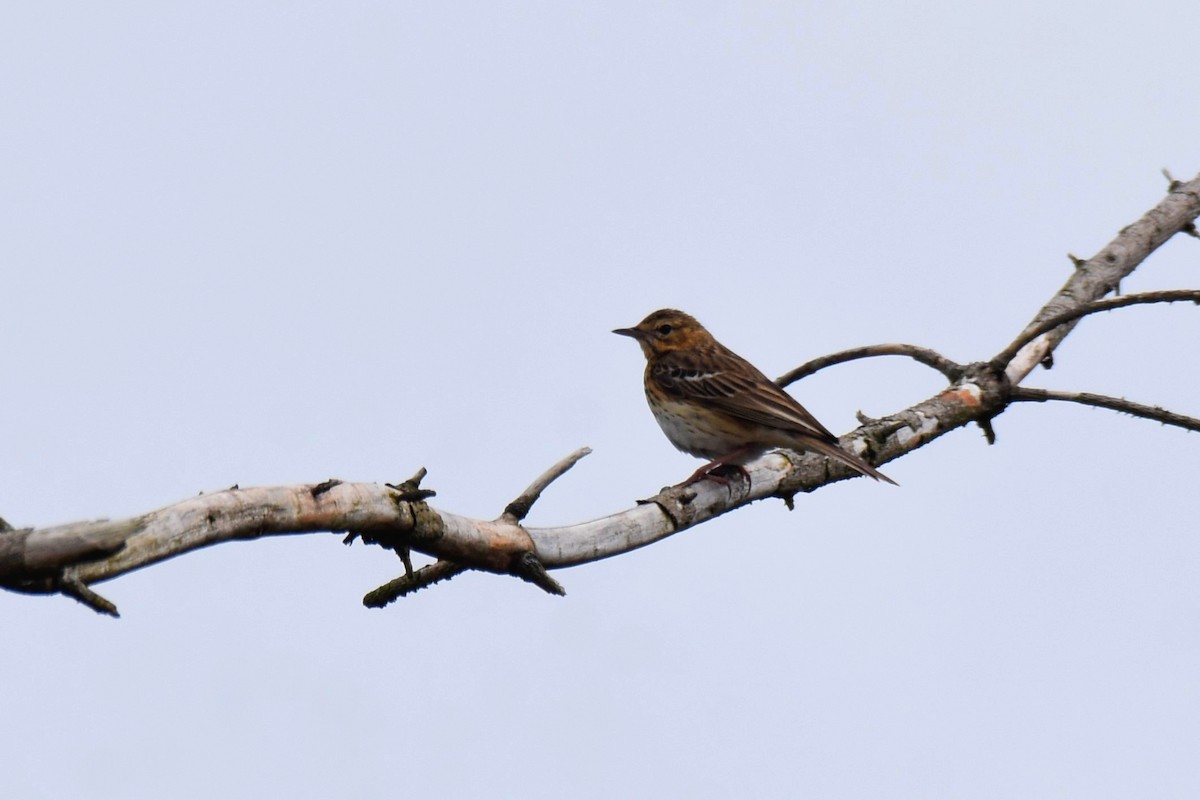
[802,438,898,486]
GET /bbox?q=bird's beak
[612,326,642,339]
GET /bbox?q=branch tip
[502,447,592,523]
[385,467,436,501]
[363,560,466,608]
[1011,387,1200,433]
[511,551,566,596]
[855,410,879,426]
[1163,167,1181,191]
[58,575,119,617]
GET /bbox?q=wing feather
[651,346,837,441]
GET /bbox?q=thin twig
[58,574,120,617]
[777,344,964,387]
[385,467,436,501]
[501,447,592,523]
[993,290,1200,372]
[1003,176,1200,384]
[1010,387,1200,433]
[363,560,466,607]
[510,551,566,596]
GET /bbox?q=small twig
[385,467,436,501]
[853,412,909,441]
[509,551,566,596]
[777,344,964,387]
[363,560,466,608]
[501,447,592,523]
[1163,167,1181,192]
[1010,387,1200,433]
[1158,171,1199,235]
[310,478,342,498]
[397,548,414,578]
[58,574,119,617]
[492,449,591,598]
[991,289,1200,371]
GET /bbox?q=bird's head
[613,308,714,358]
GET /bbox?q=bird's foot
[679,460,750,488]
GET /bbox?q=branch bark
[991,290,1200,372]
[1009,387,1200,433]
[776,344,965,385]
[3,172,1199,615]
[1002,175,1200,382]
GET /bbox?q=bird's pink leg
[680,444,760,487]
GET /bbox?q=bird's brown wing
[651,346,838,442]
[652,345,898,485]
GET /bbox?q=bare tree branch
[364,560,467,607]
[991,290,1200,373]
[57,575,120,617]
[502,447,592,524]
[776,344,965,386]
[1010,387,1200,433]
[2,171,1199,615]
[1002,175,1200,383]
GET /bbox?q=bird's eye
[657,324,673,336]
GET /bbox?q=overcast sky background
[3,3,1199,798]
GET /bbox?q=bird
[613,308,897,486]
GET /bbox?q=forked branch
[991,290,1200,372]
[2,171,1199,615]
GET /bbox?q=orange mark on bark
[940,384,983,408]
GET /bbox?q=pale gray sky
[3,3,1199,798]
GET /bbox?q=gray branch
[2,172,1199,615]
[991,290,1200,372]
[1002,173,1200,382]
[502,447,593,524]
[1010,387,1200,433]
[776,343,965,386]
